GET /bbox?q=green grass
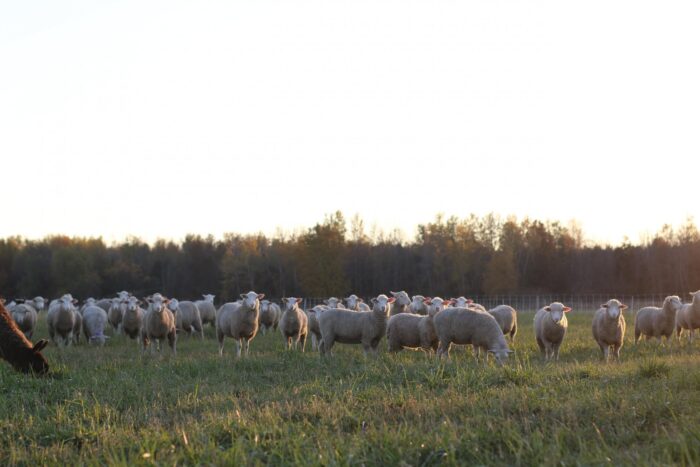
[2,312,700,465]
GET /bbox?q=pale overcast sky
[1,1,698,245]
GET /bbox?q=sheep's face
[109,298,122,312]
[283,297,302,311]
[544,302,571,324]
[260,300,270,312]
[601,299,626,320]
[167,299,180,313]
[390,291,411,307]
[19,340,49,375]
[371,294,396,315]
[690,291,700,303]
[345,295,361,310]
[411,295,425,310]
[33,297,46,311]
[425,297,451,316]
[202,294,215,303]
[324,297,342,308]
[240,291,263,310]
[59,295,77,312]
[126,297,141,312]
[147,294,168,313]
[453,297,472,308]
[488,348,513,366]
[89,334,109,346]
[664,296,682,313]
[118,291,130,300]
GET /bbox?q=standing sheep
[345,294,370,311]
[675,290,700,345]
[0,302,49,375]
[82,305,110,346]
[47,294,79,347]
[216,291,263,358]
[389,291,411,315]
[306,305,327,351]
[280,297,308,351]
[635,295,683,345]
[108,298,124,334]
[195,294,217,328]
[318,294,396,356]
[259,299,282,335]
[409,295,428,315]
[488,305,518,343]
[324,297,345,309]
[534,302,571,361]
[167,299,204,339]
[122,296,144,340]
[387,297,449,352]
[434,306,512,364]
[592,299,628,362]
[141,293,177,356]
[11,302,38,339]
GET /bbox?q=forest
[1,212,698,301]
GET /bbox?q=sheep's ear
[240,294,247,300]
[442,300,452,306]
[544,306,551,312]
[563,306,572,313]
[370,298,377,304]
[387,297,396,304]
[296,298,303,304]
[467,299,474,304]
[33,340,49,352]
[390,291,397,296]
[620,304,628,310]
[601,304,608,308]
[257,293,265,300]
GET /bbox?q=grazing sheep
[108,298,124,334]
[11,302,38,339]
[389,291,411,315]
[434,306,512,364]
[318,294,396,356]
[409,295,428,315]
[0,302,49,375]
[324,297,345,309]
[141,293,177,356]
[387,297,449,352]
[488,305,518,342]
[675,291,700,344]
[122,297,144,340]
[635,295,683,345]
[195,294,217,328]
[534,302,571,361]
[306,305,327,351]
[280,297,308,351]
[47,294,79,347]
[216,291,263,358]
[345,294,370,311]
[82,305,110,346]
[167,299,204,339]
[259,300,282,335]
[592,299,628,362]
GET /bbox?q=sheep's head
[19,340,49,375]
[488,347,514,366]
[117,291,130,300]
[452,297,473,308]
[89,333,110,346]
[411,295,426,310]
[663,295,682,313]
[544,302,571,324]
[84,298,96,307]
[167,298,180,313]
[260,300,270,312]
[345,294,362,310]
[126,297,141,312]
[390,291,411,307]
[146,293,169,313]
[109,297,122,313]
[32,296,46,311]
[202,294,215,303]
[371,294,396,315]
[59,294,78,312]
[690,291,700,303]
[324,297,342,308]
[240,291,264,310]
[282,297,303,311]
[424,297,452,316]
[601,299,627,320]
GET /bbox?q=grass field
[1,311,700,466]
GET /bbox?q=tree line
[0,212,698,301]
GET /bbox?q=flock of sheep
[2,289,700,371]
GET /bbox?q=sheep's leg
[613,345,621,361]
[634,329,641,345]
[689,329,695,346]
[602,345,610,363]
[235,339,242,358]
[218,336,225,357]
[553,344,561,361]
[544,342,553,361]
[168,331,177,356]
[472,345,480,362]
[311,334,318,351]
[536,337,545,356]
[300,333,306,352]
[437,341,450,360]
[67,332,73,347]
[286,336,292,351]
[243,339,250,357]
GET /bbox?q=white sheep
[434,306,512,364]
[387,297,449,352]
[167,299,204,339]
[409,295,428,315]
[259,299,282,334]
[488,305,518,342]
[534,302,571,361]
[319,294,396,356]
[389,291,411,315]
[345,294,370,311]
[82,305,110,346]
[195,294,217,328]
[47,294,79,347]
[324,297,345,309]
[27,296,46,313]
[280,297,308,351]
[216,291,263,358]
[95,298,113,314]
[635,295,683,345]
[592,299,628,362]
[11,302,38,339]
[108,298,124,334]
[306,305,328,351]
[675,290,700,344]
[141,293,177,355]
[122,296,144,340]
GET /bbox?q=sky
[1,1,699,246]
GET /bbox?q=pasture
[1,310,700,465]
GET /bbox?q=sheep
[318,294,396,356]
[533,302,571,361]
[306,305,328,351]
[409,295,428,315]
[451,296,487,312]
[11,302,38,339]
[167,299,204,339]
[488,305,518,343]
[280,297,308,351]
[389,291,411,315]
[122,296,144,340]
[434,306,512,364]
[345,294,371,311]
[73,308,83,345]
[592,299,628,362]
[386,297,449,352]
[82,305,110,346]
[324,297,345,309]
[635,295,683,345]
[107,298,124,334]
[216,291,263,358]
[47,294,79,347]
[25,296,46,313]
[259,299,282,335]
[141,293,177,356]
[195,294,217,328]
[95,298,113,314]
[81,298,97,313]
[0,301,49,375]
[675,290,700,345]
